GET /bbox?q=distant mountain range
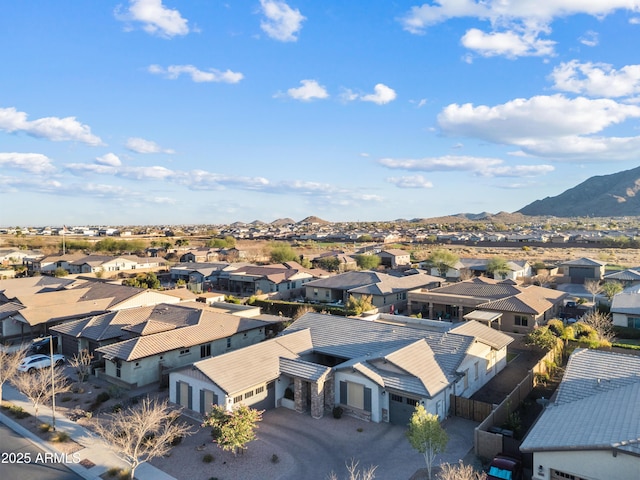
[517,166,640,217]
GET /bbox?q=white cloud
[519,135,640,160]
[379,155,503,172]
[401,1,640,34]
[0,107,103,146]
[579,30,599,47]
[387,175,434,189]
[259,0,305,42]
[378,155,554,178]
[437,94,640,145]
[95,153,122,167]
[118,165,174,180]
[125,137,175,154]
[630,17,640,24]
[550,60,640,98]
[148,64,244,83]
[116,0,189,38]
[286,80,329,101]
[360,84,397,105]
[400,1,640,58]
[0,152,56,174]
[461,28,555,58]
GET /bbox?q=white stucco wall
[335,370,382,422]
[531,450,638,480]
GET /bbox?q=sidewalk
[1,384,175,480]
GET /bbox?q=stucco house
[67,255,166,274]
[377,249,411,269]
[603,268,640,289]
[520,349,640,480]
[610,287,640,329]
[169,312,513,425]
[91,302,272,388]
[408,277,566,332]
[559,258,606,284]
[304,270,442,314]
[0,278,182,341]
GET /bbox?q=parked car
[17,354,65,373]
[28,336,58,355]
[487,454,523,480]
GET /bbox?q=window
[233,395,242,403]
[406,398,418,407]
[347,382,364,410]
[179,348,190,355]
[200,344,211,358]
[463,369,469,390]
[313,288,318,296]
[514,315,528,327]
[226,338,231,348]
[244,390,254,399]
[115,360,121,378]
[255,386,264,394]
[628,317,640,329]
[474,361,479,380]
[390,394,403,403]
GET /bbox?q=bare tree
[92,397,193,480]
[584,279,603,308]
[68,349,93,383]
[327,458,378,480]
[437,461,487,480]
[0,347,25,401]
[11,367,70,419]
[580,310,615,342]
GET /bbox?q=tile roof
[424,277,522,300]
[560,257,607,267]
[287,313,473,378]
[193,329,314,394]
[611,292,640,315]
[520,349,640,454]
[605,269,640,282]
[279,357,332,382]
[450,320,513,350]
[348,274,441,296]
[0,276,74,299]
[96,312,270,361]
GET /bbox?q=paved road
[0,423,83,480]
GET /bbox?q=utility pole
[49,335,56,431]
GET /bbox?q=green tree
[486,257,510,279]
[524,326,557,351]
[406,405,448,480]
[202,404,263,455]
[316,257,341,272]
[347,294,374,316]
[427,249,459,278]
[53,267,68,277]
[357,234,373,242]
[123,272,161,289]
[602,281,623,302]
[269,242,299,263]
[175,239,189,247]
[355,254,381,270]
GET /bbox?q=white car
[17,354,65,373]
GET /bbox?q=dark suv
[28,336,58,355]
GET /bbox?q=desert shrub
[202,454,214,463]
[51,431,70,442]
[96,391,110,403]
[271,453,279,463]
[39,423,52,433]
[106,467,120,477]
[9,405,30,419]
[332,406,343,419]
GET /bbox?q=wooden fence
[450,395,493,422]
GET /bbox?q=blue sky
[2,1,640,226]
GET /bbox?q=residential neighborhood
[1,228,640,480]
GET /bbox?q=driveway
[151,408,479,480]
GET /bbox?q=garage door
[389,393,419,425]
[252,381,276,411]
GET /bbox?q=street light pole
[49,335,56,431]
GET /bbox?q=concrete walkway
[1,384,175,480]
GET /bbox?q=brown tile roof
[193,329,313,395]
[96,312,267,361]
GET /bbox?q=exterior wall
[334,370,382,422]
[169,371,226,413]
[531,450,638,480]
[456,341,494,398]
[1,317,31,338]
[103,328,266,387]
[306,286,337,303]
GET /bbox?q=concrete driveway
[152,408,479,480]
